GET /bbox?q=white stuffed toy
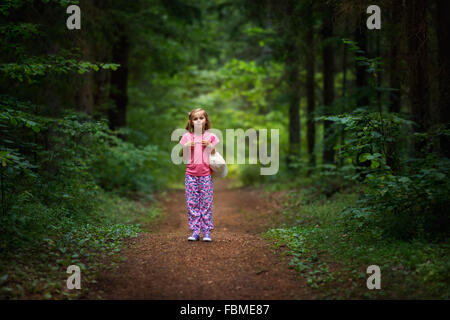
[209,151,228,178]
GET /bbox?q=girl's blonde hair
[185,108,211,133]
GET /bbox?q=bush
[239,164,266,186]
[323,110,450,240]
[90,132,166,197]
[345,156,450,240]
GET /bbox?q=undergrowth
[263,183,450,299]
[0,190,161,299]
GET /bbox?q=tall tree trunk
[353,12,371,179]
[388,1,402,114]
[436,0,450,157]
[376,30,381,110]
[322,2,336,164]
[94,69,111,116]
[305,0,316,171]
[355,13,369,108]
[388,50,401,112]
[286,41,301,170]
[406,0,429,153]
[75,74,95,115]
[386,1,403,172]
[108,25,130,135]
[284,0,301,170]
[342,20,348,104]
[73,11,95,115]
[337,20,349,168]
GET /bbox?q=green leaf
[370,160,380,169]
[398,177,411,183]
[359,153,371,163]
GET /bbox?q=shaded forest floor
[81,176,449,300]
[83,178,315,299]
[3,176,446,299]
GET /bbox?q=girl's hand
[202,140,216,154]
[184,141,194,148]
[201,140,211,148]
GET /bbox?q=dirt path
[86,178,311,299]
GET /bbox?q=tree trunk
[108,26,130,136]
[406,0,430,153]
[94,69,111,117]
[354,13,369,108]
[388,1,402,114]
[283,0,302,170]
[74,31,95,115]
[376,30,381,111]
[386,1,403,172]
[286,41,301,170]
[322,2,336,164]
[337,20,349,168]
[305,0,316,170]
[436,0,450,157]
[75,74,95,116]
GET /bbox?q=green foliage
[344,155,450,240]
[320,110,450,240]
[0,0,78,16]
[90,127,168,197]
[264,189,449,299]
[0,1,169,299]
[1,104,165,210]
[0,192,144,299]
[318,110,413,177]
[238,164,266,186]
[342,38,383,84]
[310,40,450,241]
[0,103,163,298]
[1,55,119,84]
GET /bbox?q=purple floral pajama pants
[185,174,214,234]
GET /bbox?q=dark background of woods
[0,0,449,299]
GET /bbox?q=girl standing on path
[179,108,219,242]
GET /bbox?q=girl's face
[191,112,206,131]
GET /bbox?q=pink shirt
[179,130,219,176]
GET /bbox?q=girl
[179,108,219,242]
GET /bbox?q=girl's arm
[180,141,194,159]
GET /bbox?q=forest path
[86,178,312,299]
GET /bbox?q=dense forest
[0,0,449,300]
